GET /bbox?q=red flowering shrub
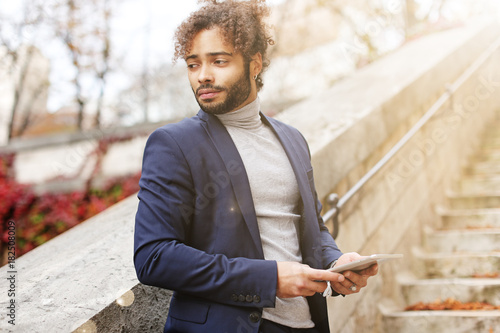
[0,153,140,265]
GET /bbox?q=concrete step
[438,207,500,229]
[465,161,500,176]
[446,192,500,209]
[380,117,500,333]
[482,137,500,149]
[399,277,500,306]
[459,175,500,193]
[423,227,500,253]
[412,248,500,279]
[381,308,500,333]
[483,128,500,141]
[473,148,500,162]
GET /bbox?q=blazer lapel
[198,110,265,259]
[262,114,322,265]
[261,114,313,208]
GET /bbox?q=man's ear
[250,52,263,77]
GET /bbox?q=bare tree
[93,0,112,129]
[47,0,116,131]
[403,0,419,36]
[52,0,88,131]
[0,0,49,140]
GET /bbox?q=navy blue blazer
[134,109,343,333]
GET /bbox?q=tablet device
[328,254,403,273]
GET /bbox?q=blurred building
[0,44,50,145]
[19,107,78,138]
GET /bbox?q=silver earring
[253,74,258,80]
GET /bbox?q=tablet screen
[328,254,403,273]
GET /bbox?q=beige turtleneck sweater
[216,98,314,329]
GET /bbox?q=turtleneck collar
[215,97,262,130]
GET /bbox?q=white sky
[112,0,286,69]
[0,0,286,111]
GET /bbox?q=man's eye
[187,63,198,69]
[214,60,227,65]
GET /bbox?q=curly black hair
[173,0,274,91]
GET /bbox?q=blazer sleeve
[134,128,277,308]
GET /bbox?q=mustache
[196,84,226,95]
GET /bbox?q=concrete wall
[1,18,499,333]
[0,121,172,193]
[277,19,500,333]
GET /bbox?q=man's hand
[329,252,379,295]
[276,262,345,298]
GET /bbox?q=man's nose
[198,65,214,83]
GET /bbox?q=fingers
[331,272,358,294]
[344,271,367,289]
[331,280,356,295]
[359,263,379,276]
[276,262,377,298]
[330,268,377,295]
[302,280,328,296]
[308,267,345,283]
[277,262,346,298]
[336,252,364,266]
[297,266,344,296]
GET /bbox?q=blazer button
[238,294,246,302]
[253,295,261,303]
[245,295,253,302]
[231,294,238,302]
[249,311,261,323]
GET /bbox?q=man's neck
[215,97,261,129]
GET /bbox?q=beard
[193,66,252,115]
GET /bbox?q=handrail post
[326,193,340,239]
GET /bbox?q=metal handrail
[322,35,500,239]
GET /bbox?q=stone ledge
[0,195,148,332]
[74,284,172,333]
[0,120,175,153]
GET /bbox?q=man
[134,1,378,332]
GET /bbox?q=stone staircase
[381,116,500,332]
